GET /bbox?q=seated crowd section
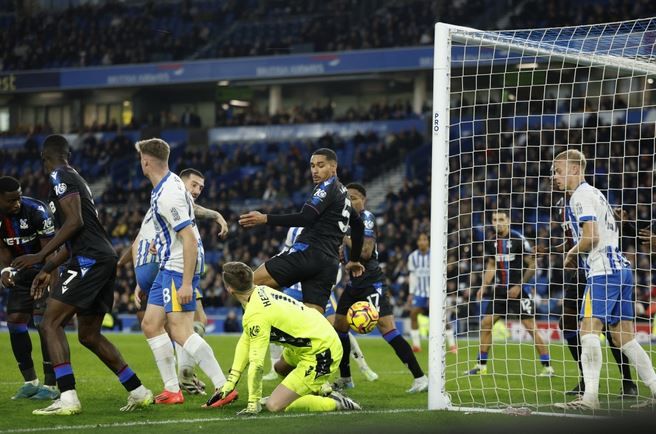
[1,0,653,71]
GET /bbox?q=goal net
[429,18,656,414]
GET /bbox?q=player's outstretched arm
[12,194,83,270]
[240,206,319,229]
[194,204,229,239]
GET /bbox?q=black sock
[116,365,143,392]
[38,327,56,386]
[54,363,76,393]
[384,329,424,378]
[606,331,633,382]
[9,323,36,382]
[338,332,351,378]
[564,330,583,377]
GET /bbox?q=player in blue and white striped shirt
[552,150,656,410]
[406,233,435,352]
[136,139,230,407]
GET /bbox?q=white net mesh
[439,17,656,413]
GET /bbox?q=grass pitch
[0,332,653,433]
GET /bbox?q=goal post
[429,18,656,414]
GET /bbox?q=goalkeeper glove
[237,402,261,416]
[221,368,241,395]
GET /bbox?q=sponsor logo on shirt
[54,183,67,196]
[249,325,260,337]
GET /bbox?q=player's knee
[78,331,100,349]
[265,397,287,412]
[274,359,292,376]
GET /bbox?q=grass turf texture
[0,332,654,433]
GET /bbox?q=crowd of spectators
[3,0,653,73]
[216,100,419,127]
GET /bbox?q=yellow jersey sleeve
[241,309,271,404]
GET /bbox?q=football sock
[183,333,226,389]
[580,334,602,402]
[563,330,583,376]
[384,329,424,378]
[445,326,456,348]
[116,364,143,392]
[410,329,421,348]
[53,362,76,393]
[606,331,633,382]
[269,343,283,372]
[478,351,489,366]
[147,333,179,392]
[539,354,551,367]
[174,341,196,376]
[8,322,36,382]
[285,395,337,412]
[621,339,656,395]
[348,333,369,370]
[338,332,352,378]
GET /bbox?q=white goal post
[429,18,656,414]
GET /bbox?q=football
[347,301,379,334]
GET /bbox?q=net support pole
[428,22,452,411]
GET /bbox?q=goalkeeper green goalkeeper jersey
[229,285,340,402]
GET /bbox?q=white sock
[446,326,456,348]
[147,333,180,392]
[183,333,226,390]
[621,339,656,395]
[269,343,283,372]
[348,333,368,370]
[580,333,602,402]
[61,389,79,404]
[410,329,421,348]
[174,341,196,377]
[130,384,149,397]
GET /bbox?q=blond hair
[554,149,587,171]
[135,138,170,162]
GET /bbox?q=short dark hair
[0,176,21,194]
[222,262,254,292]
[179,168,204,180]
[491,209,510,219]
[312,148,337,162]
[346,182,366,197]
[42,135,70,156]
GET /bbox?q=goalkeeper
[205,261,361,414]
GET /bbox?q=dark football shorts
[265,246,338,309]
[482,285,535,319]
[6,268,47,315]
[50,256,117,316]
[563,269,587,314]
[336,282,393,317]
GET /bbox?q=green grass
[0,332,653,433]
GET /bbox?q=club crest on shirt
[20,219,28,229]
[171,208,180,222]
